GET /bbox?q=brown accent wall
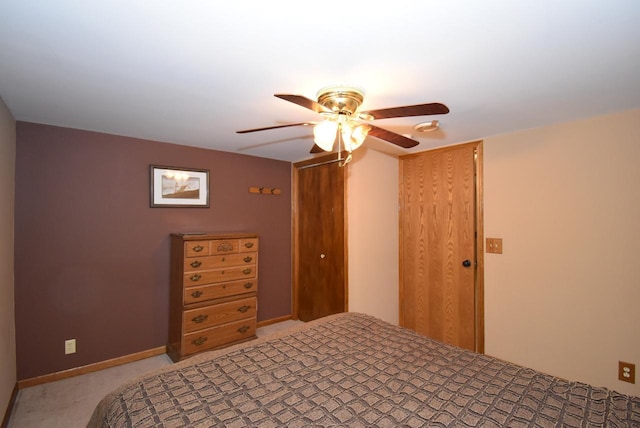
[14,122,292,380]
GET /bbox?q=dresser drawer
[185,241,210,257]
[183,252,257,272]
[185,279,257,304]
[240,238,259,253]
[183,297,256,333]
[211,239,244,255]
[184,318,256,355]
[183,265,256,286]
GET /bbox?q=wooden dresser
[168,232,258,362]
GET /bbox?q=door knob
[462,259,472,268]
[320,254,326,259]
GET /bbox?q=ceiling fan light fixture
[341,124,353,152]
[349,124,370,151]
[357,112,375,121]
[313,120,338,151]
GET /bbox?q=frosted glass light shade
[313,120,338,151]
[341,123,354,152]
[350,124,369,150]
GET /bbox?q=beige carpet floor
[8,320,304,427]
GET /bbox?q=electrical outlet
[618,361,635,384]
[65,339,76,355]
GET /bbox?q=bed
[88,312,640,427]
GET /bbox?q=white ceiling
[1,1,639,163]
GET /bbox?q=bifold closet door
[294,159,347,322]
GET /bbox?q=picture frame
[150,165,210,208]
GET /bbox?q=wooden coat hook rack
[249,186,281,195]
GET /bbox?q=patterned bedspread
[88,313,640,427]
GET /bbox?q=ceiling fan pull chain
[337,128,353,167]
[337,127,343,164]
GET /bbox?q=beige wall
[483,108,640,395]
[347,148,399,325]
[348,108,640,396]
[0,97,16,414]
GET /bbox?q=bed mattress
[88,312,640,427]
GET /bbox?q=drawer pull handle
[237,326,250,333]
[190,274,202,282]
[192,245,204,253]
[243,256,253,263]
[237,305,250,313]
[244,282,253,289]
[217,242,233,252]
[191,290,203,298]
[243,268,252,275]
[244,242,254,249]
[190,260,202,268]
[192,314,208,323]
[192,336,207,346]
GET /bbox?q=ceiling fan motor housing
[316,86,364,115]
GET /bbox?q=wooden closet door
[399,142,482,352]
[294,157,347,322]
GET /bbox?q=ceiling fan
[236,85,449,158]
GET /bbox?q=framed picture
[150,165,210,207]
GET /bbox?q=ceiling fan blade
[274,94,331,114]
[368,125,419,148]
[236,122,314,134]
[309,144,324,153]
[361,102,449,120]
